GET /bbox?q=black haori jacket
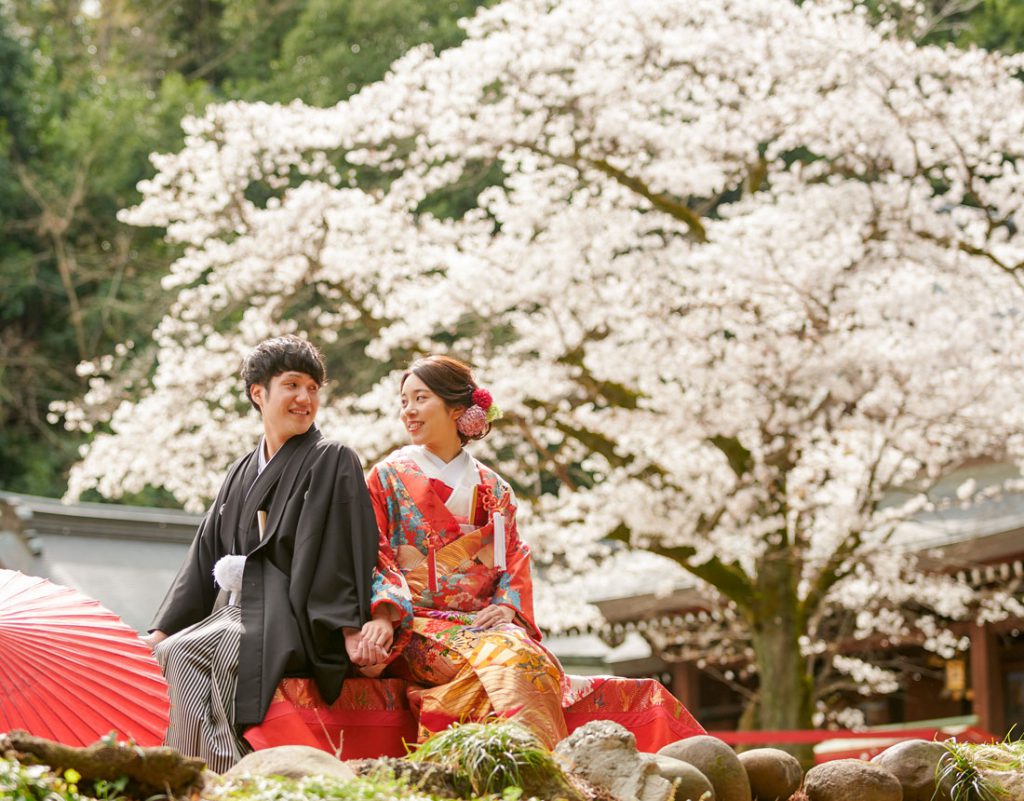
[150,426,378,727]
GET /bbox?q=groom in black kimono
[144,335,386,770]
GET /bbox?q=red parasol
[0,569,170,746]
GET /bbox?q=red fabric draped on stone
[245,676,705,756]
[245,678,418,758]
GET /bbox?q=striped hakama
[155,605,251,772]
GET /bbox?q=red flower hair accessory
[472,388,493,410]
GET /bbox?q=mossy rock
[411,720,583,801]
[351,756,465,798]
[981,768,1024,799]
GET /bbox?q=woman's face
[400,373,463,452]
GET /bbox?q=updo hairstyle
[401,355,490,444]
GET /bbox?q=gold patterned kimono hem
[395,612,567,749]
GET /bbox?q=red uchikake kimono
[365,445,568,748]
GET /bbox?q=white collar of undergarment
[257,437,271,475]
[398,445,477,520]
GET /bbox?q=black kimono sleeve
[149,458,243,635]
[287,443,379,704]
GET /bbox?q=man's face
[250,371,320,443]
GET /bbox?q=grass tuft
[408,721,561,797]
[937,737,1024,801]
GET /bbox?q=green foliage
[249,0,495,105]
[859,0,1024,53]
[0,2,217,496]
[0,0,490,499]
[207,769,516,800]
[89,775,128,801]
[0,759,83,801]
[409,721,565,798]
[956,0,1024,53]
[1,756,498,801]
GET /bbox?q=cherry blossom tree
[58,0,1024,732]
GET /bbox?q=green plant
[408,721,561,797]
[0,758,81,801]
[206,770,506,801]
[90,774,128,801]
[937,737,1024,801]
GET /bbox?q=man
[144,335,389,771]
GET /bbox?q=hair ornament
[472,386,503,424]
[456,405,488,437]
[472,388,492,409]
[457,386,503,437]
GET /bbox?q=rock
[658,735,752,801]
[201,769,222,787]
[983,769,1024,800]
[646,754,715,800]
[737,748,802,801]
[224,746,355,781]
[871,739,950,801]
[803,759,902,801]
[556,721,674,801]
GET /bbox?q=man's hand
[343,627,389,666]
[142,630,168,650]
[472,605,516,630]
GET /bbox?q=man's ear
[250,383,267,413]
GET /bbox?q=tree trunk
[748,552,815,765]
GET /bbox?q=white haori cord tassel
[494,512,506,570]
[213,555,246,606]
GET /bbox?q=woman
[360,354,568,748]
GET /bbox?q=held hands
[360,616,394,654]
[343,628,386,666]
[343,610,394,667]
[472,604,516,629]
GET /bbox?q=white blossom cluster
[830,655,901,696]
[61,0,1024,703]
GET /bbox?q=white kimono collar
[396,445,477,519]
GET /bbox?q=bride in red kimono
[356,354,569,748]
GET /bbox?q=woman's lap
[395,617,567,747]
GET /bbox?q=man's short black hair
[241,335,327,411]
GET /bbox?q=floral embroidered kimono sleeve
[367,466,414,630]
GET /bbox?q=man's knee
[155,628,208,668]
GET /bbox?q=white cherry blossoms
[61,0,1024,710]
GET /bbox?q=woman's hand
[473,605,516,629]
[343,627,389,666]
[361,614,394,654]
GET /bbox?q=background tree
[0,0,490,497]
[866,0,1024,50]
[60,0,1024,733]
